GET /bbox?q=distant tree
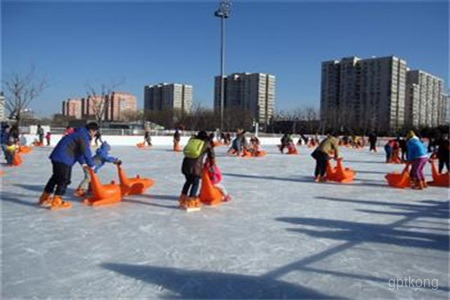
[51,114,76,128]
[85,79,124,125]
[304,107,319,133]
[3,66,47,125]
[121,109,144,123]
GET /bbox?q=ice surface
[1,145,448,299]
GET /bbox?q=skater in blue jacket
[39,122,99,210]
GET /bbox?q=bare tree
[304,107,319,133]
[85,79,124,124]
[121,109,144,123]
[3,66,47,125]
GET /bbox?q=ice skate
[181,197,202,212]
[50,196,72,210]
[73,188,85,197]
[38,192,53,207]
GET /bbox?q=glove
[114,159,122,165]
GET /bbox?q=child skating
[74,141,121,197]
[204,158,231,202]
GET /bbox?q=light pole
[214,0,230,132]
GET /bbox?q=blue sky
[2,0,448,117]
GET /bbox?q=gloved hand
[114,159,122,165]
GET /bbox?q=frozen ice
[1,145,448,299]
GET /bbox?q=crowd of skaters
[0,121,448,210]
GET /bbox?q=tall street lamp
[214,0,230,131]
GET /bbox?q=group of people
[9,120,442,211]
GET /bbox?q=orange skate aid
[199,169,222,206]
[83,168,122,206]
[240,148,252,158]
[388,149,403,164]
[385,164,411,188]
[117,165,154,196]
[427,160,450,187]
[255,150,267,157]
[287,145,298,155]
[173,141,182,152]
[12,153,22,166]
[18,146,32,154]
[325,158,355,183]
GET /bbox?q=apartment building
[62,98,82,119]
[62,92,137,122]
[214,72,276,126]
[144,83,192,114]
[106,91,137,121]
[321,56,408,133]
[406,70,444,128]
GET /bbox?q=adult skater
[38,122,99,210]
[179,130,215,210]
[311,133,339,182]
[144,129,152,146]
[432,133,449,173]
[406,130,428,190]
[368,132,377,152]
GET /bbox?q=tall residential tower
[214,72,276,127]
[144,83,192,115]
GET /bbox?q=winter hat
[406,130,415,140]
[197,131,208,140]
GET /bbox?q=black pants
[44,161,72,196]
[312,150,329,177]
[182,175,200,197]
[439,158,449,173]
[369,142,376,151]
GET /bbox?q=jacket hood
[100,141,111,152]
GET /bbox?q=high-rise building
[0,92,5,121]
[214,72,276,126]
[106,91,137,121]
[443,94,450,124]
[406,70,444,127]
[321,56,407,133]
[144,83,192,114]
[62,98,82,119]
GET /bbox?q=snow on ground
[1,145,448,299]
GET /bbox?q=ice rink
[1,144,448,299]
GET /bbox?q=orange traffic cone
[427,160,449,187]
[83,168,122,206]
[385,164,411,188]
[199,169,222,206]
[117,164,154,196]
